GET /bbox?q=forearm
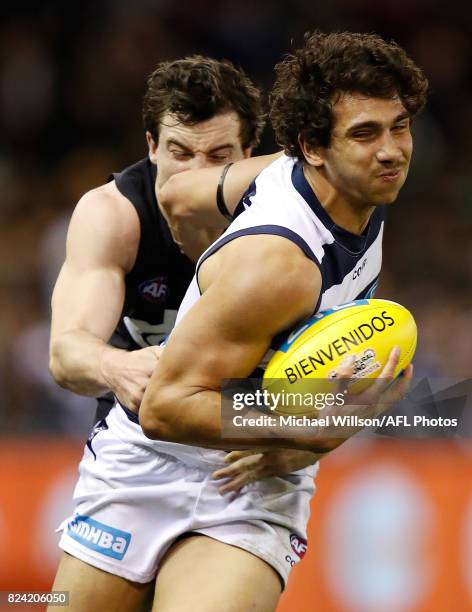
[169,226,224,263]
[49,330,123,397]
[139,387,336,453]
[159,151,283,229]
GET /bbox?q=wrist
[99,345,126,394]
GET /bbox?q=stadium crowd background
[0,2,471,431]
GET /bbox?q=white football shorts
[57,403,318,585]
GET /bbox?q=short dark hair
[143,55,265,150]
[270,31,429,158]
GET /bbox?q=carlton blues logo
[139,276,169,304]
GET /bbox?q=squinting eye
[171,151,191,160]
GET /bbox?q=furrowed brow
[208,144,234,154]
[167,138,192,152]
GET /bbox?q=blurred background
[0,1,471,610]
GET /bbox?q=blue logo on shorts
[67,515,131,560]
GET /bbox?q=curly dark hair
[270,31,429,158]
[143,55,265,150]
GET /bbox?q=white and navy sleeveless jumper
[176,155,384,332]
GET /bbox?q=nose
[187,153,208,170]
[376,132,403,164]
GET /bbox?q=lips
[377,169,401,181]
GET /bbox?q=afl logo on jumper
[139,276,169,303]
[290,534,307,558]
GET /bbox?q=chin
[382,193,400,205]
[371,187,402,205]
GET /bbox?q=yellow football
[263,299,417,415]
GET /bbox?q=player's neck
[303,164,374,236]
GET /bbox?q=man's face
[148,111,250,189]
[312,92,413,207]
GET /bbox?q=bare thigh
[153,535,282,612]
[48,552,154,612]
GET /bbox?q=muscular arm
[158,152,283,260]
[139,235,329,452]
[49,183,160,407]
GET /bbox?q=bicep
[221,153,283,215]
[51,260,125,342]
[153,285,272,393]
[50,188,138,342]
[146,242,320,398]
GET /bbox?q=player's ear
[298,134,324,168]
[242,147,252,159]
[146,131,158,163]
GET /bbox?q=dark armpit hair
[270,31,429,158]
[143,55,265,149]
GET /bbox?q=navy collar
[291,160,382,254]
